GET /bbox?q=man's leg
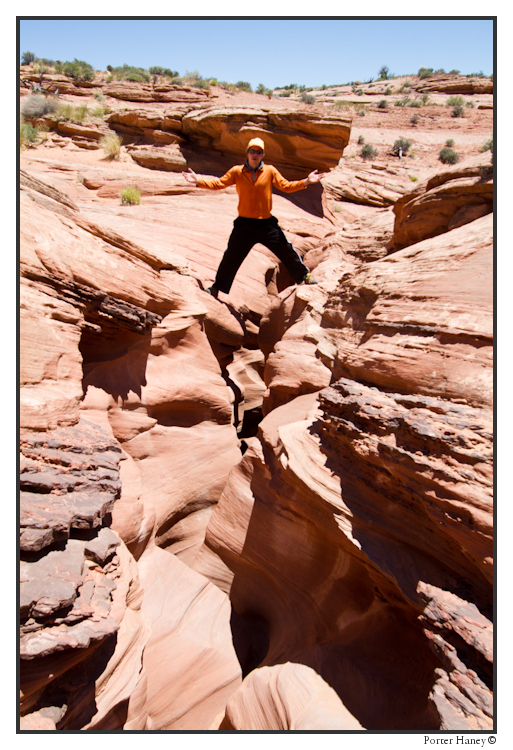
[260,218,311,285]
[213,218,256,293]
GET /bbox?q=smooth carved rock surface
[219,662,364,730]
[20,72,493,731]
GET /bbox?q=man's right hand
[182,168,199,185]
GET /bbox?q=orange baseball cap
[247,137,265,151]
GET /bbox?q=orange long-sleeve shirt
[196,164,306,219]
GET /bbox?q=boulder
[392,166,493,249]
[181,106,352,176]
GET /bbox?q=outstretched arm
[304,169,327,186]
[182,168,199,185]
[182,166,237,190]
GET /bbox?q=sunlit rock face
[19,71,493,731]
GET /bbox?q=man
[182,138,326,298]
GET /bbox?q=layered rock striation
[19,73,493,731]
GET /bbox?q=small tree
[378,66,390,80]
[21,51,36,65]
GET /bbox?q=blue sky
[18,18,494,90]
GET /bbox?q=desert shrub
[358,108,366,116]
[62,59,95,81]
[100,132,123,160]
[418,67,434,79]
[256,83,273,96]
[445,139,455,147]
[149,66,179,78]
[378,66,390,80]
[235,81,252,92]
[408,99,422,108]
[20,119,39,149]
[449,69,460,75]
[439,147,460,164]
[393,138,412,155]
[56,103,89,124]
[21,51,36,65]
[279,90,292,97]
[358,135,365,144]
[193,78,210,90]
[361,143,378,160]
[300,91,315,104]
[480,137,493,153]
[446,95,465,108]
[377,99,388,109]
[108,64,150,82]
[410,114,420,125]
[452,104,464,118]
[120,186,141,205]
[385,87,392,95]
[91,104,110,118]
[21,94,58,120]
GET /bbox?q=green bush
[149,66,179,78]
[377,99,388,109]
[410,114,420,125]
[445,139,455,147]
[452,104,464,118]
[358,135,365,144]
[235,81,252,92]
[480,137,493,153]
[393,138,412,155]
[20,119,39,149]
[378,66,390,80]
[300,91,315,104]
[108,64,150,82]
[20,94,58,120]
[361,143,378,160]
[21,51,36,65]
[120,186,141,205]
[55,103,89,124]
[439,147,460,164]
[418,67,434,79]
[446,95,465,107]
[62,59,95,81]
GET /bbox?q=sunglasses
[248,148,263,155]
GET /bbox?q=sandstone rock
[181,106,351,175]
[326,213,493,407]
[103,81,211,103]
[124,546,242,730]
[20,75,494,731]
[127,145,187,171]
[106,107,191,138]
[414,75,493,95]
[392,166,493,248]
[324,163,409,207]
[220,662,363,730]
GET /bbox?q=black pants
[214,216,309,293]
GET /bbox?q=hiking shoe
[303,273,318,285]
[207,285,219,298]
